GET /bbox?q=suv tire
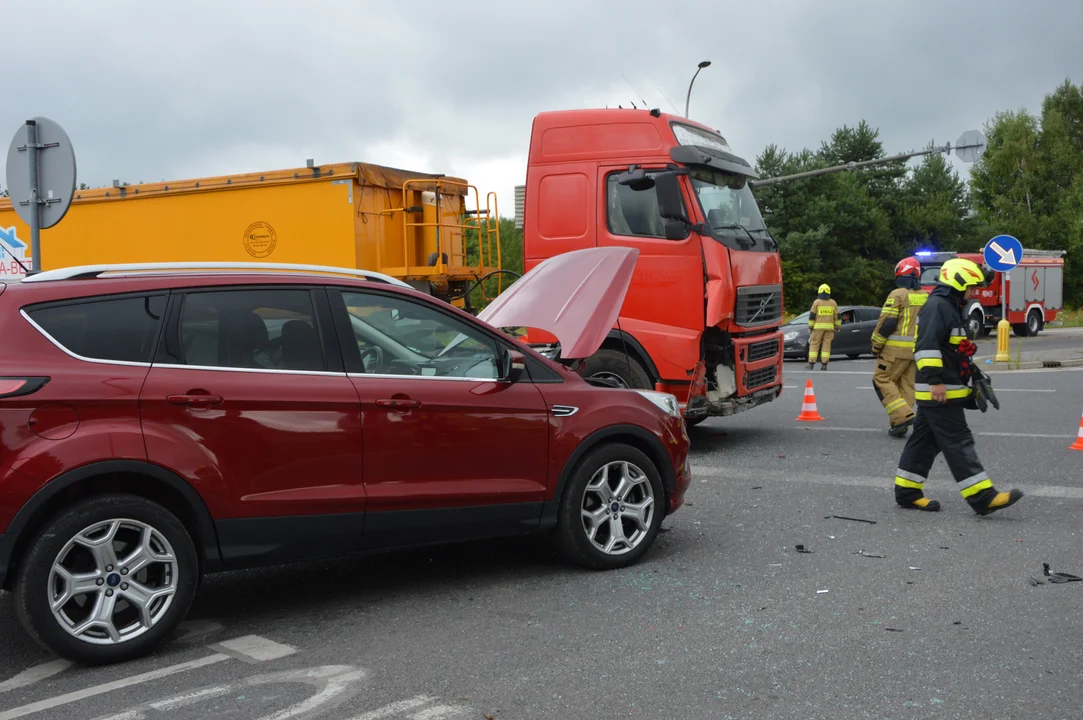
[554,443,665,570]
[14,494,199,665]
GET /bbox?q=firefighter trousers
[808,329,834,363]
[873,354,916,427]
[894,404,993,503]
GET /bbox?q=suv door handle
[167,394,224,408]
[375,398,421,411]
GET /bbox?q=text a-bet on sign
[0,224,29,277]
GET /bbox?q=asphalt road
[3,361,1083,720]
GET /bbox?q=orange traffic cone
[1070,411,1083,451]
[795,379,824,422]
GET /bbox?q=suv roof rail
[20,261,415,289]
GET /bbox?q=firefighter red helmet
[895,257,921,279]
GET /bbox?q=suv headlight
[784,331,798,341]
[634,390,681,417]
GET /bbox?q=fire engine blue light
[915,251,933,257]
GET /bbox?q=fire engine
[915,249,1066,338]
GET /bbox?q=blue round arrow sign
[983,234,1023,273]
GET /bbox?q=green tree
[901,147,981,252]
[970,78,1083,306]
[756,120,985,311]
[463,216,523,310]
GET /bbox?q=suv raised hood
[479,246,639,359]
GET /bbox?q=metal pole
[1001,271,1007,324]
[995,270,1011,361]
[25,120,41,273]
[684,61,710,118]
[750,142,987,188]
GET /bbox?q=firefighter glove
[959,339,978,357]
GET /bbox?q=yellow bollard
[995,319,1011,361]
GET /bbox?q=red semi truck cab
[518,108,784,422]
[916,249,1066,338]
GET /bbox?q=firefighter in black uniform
[893,258,1025,515]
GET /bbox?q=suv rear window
[176,288,325,372]
[27,294,166,364]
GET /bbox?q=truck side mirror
[616,166,655,191]
[655,173,690,223]
[664,219,690,240]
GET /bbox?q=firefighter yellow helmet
[938,258,984,292]
[818,283,831,294]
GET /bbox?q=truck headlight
[635,390,681,417]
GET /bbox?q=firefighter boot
[888,416,915,438]
[821,362,828,371]
[894,480,941,512]
[807,362,815,370]
[967,486,1025,516]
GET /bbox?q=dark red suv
[0,247,691,664]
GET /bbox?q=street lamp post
[684,60,711,117]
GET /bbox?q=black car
[782,305,883,360]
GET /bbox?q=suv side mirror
[655,173,690,224]
[502,349,527,383]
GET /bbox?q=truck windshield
[689,168,776,252]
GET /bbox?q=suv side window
[857,308,881,322]
[337,291,501,379]
[605,173,670,239]
[177,289,325,372]
[27,294,166,364]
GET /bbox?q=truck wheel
[1012,324,1029,338]
[553,443,665,570]
[581,349,653,389]
[14,495,199,665]
[1026,309,1043,337]
[967,311,986,339]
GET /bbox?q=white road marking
[148,685,231,711]
[0,660,73,694]
[410,706,469,720]
[94,665,366,720]
[347,696,437,720]
[255,666,365,720]
[978,431,1074,439]
[0,653,230,720]
[994,388,1058,392]
[794,426,1074,439]
[789,370,871,375]
[216,634,298,662]
[691,465,1083,500]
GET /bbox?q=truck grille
[744,365,778,390]
[748,339,780,362]
[735,285,783,327]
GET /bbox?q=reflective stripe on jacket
[809,299,840,331]
[871,288,928,358]
[913,286,973,407]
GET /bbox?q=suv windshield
[689,168,776,253]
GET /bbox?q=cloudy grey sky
[4,0,1081,214]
